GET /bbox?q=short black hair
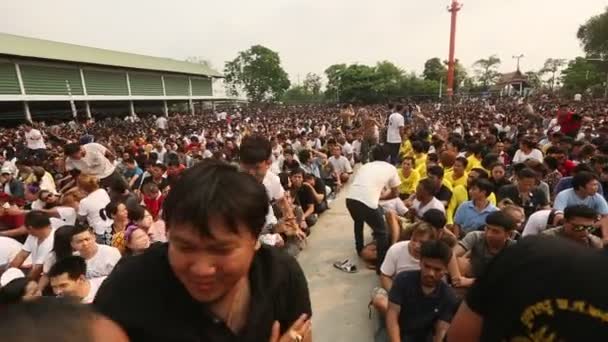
[421,209,447,230]
[572,171,597,191]
[0,278,29,306]
[127,204,146,222]
[471,178,494,196]
[239,135,271,164]
[485,211,517,231]
[481,153,499,170]
[70,224,93,237]
[63,143,81,156]
[516,167,538,180]
[544,156,559,170]
[427,165,444,178]
[454,156,468,168]
[470,167,489,179]
[162,160,269,238]
[48,256,86,280]
[371,145,389,162]
[0,297,97,342]
[290,168,305,177]
[564,205,597,221]
[420,240,452,266]
[418,178,436,195]
[24,211,50,229]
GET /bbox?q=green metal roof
[0,32,222,77]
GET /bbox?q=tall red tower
[446,0,462,98]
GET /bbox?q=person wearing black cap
[449,211,517,288]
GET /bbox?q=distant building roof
[0,32,222,77]
[495,70,529,85]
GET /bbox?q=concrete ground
[298,185,380,342]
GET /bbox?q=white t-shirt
[347,161,401,209]
[263,171,285,226]
[50,207,77,229]
[380,241,420,277]
[39,172,57,193]
[412,197,446,218]
[85,244,121,279]
[522,209,554,237]
[65,143,115,179]
[78,189,112,235]
[328,156,353,174]
[82,276,107,303]
[387,112,405,143]
[25,129,46,150]
[512,149,544,164]
[379,197,408,216]
[0,237,29,268]
[156,117,168,130]
[23,229,55,265]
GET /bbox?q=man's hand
[453,276,474,288]
[269,314,312,342]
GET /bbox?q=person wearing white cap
[0,166,24,199]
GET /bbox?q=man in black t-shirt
[448,236,608,341]
[497,167,549,218]
[291,168,318,227]
[95,161,312,342]
[427,165,452,207]
[387,240,458,342]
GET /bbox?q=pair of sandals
[333,259,358,273]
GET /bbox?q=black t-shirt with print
[94,243,312,342]
[496,184,548,218]
[466,235,608,341]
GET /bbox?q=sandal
[333,259,358,273]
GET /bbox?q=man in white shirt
[347,145,401,272]
[69,225,121,278]
[23,122,46,162]
[522,209,564,236]
[9,211,55,280]
[64,142,124,190]
[386,104,405,164]
[328,145,353,185]
[408,178,446,219]
[155,116,168,130]
[48,255,106,304]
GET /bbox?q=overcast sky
[1,0,606,84]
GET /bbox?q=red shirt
[143,194,164,221]
[557,111,581,135]
[558,159,576,177]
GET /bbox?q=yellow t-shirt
[466,155,482,172]
[445,171,468,188]
[399,139,413,158]
[397,168,420,195]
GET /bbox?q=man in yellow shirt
[445,157,468,188]
[397,157,420,199]
[465,144,483,172]
[446,167,497,225]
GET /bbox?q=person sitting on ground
[450,211,517,288]
[48,255,106,304]
[453,178,498,236]
[386,240,458,342]
[9,211,55,281]
[69,225,121,279]
[407,178,445,220]
[123,225,152,256]
[371,222,436,316]
[541,205,603,249]
[328,144,353,187]
[445,156,468,189]
[289,169,318,230]
[497,167,549,219]
[521,209,564,236]
[397,157,420,200]
[426,165,453,207]
[446,168,497,225]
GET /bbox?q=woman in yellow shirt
[397,157,420,199]
[445,156,468,188]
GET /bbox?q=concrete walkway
[298,186,379,342]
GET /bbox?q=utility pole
[512,54,524,72]
[439,76,443,99]
[446,0,462,98]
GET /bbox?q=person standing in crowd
[346,145,400,272]
[64,142,124,189]
[95,161,312,341]
[386,105,405,164]
[23,122,47,162]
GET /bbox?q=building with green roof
[0,32,227,122]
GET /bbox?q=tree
[473,55,501,89]
[185,56,213,69]
[560,57,603,96]
[525,71,543,89]
[324,64,347,102]
[423,58,447,82]
[224,45,290,102]
[282,85,324,104]
[540,58,567,91]
[302,73,322,95]
[577,7,608,59]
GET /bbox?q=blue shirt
[454,200,498,233]
[553,188,608,215]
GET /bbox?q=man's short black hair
[454,156,468,168]
[63,143,81,156]
[289,168,305,177]
[516,167,538,180]
[471,178,494,196]
[485,211,517,231]
[572,163,594,175]
[572,171,598,191]
[420,240,452,266]
[48,255,87,280]
[239,135,272,164]
[421,209,447,230]
[25,211,50,229]
[564,205,597,221]
[371,145,389,162]
[470,167,489,179]
[162,160,269,238]
[427,165,444,179]
[71,224,93,237]
[418,178,436,195]
[481,153,499,170]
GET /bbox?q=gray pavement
[298,185,380,342]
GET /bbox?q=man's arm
[305,183,324,203]
[434,321,450,342]
[8,250,30,269]
[0,225,27,238]
[380,186,400,201]
[447,302,483,342]
[380,274,393,291]
[386,302,402,342]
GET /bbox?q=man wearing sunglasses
[542,205,603,249]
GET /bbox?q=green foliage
[224,45,290,102]
[540,58,567,90]
[282,85,325,104]
[473,55,501,89]
[302,73,322,95]
[577,7,608,59]
[423,58,447,82]
[560,57,604,96]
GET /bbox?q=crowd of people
[0,96,607,341]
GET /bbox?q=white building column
[79,68,92,119]
[161,76,169,116]
[14,63,32,122]
[126,72,136,117]
[188,77,194,115]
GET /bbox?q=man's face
[517,177,536,194]
[26,227,48,240]
[584,179,600,196]
[167,217,258,303]
[402,159,413,171]
[484,224,510,249]
[550,152,566,163]
[409,232,431,259]
[240,160,270,183]
[50,273,83,298]
[494,142,505,153]
[151,166,163,178]
[71,230,95,255]
[428,174,441,188]
[332,146,341,157]
[420,257,447,288]
[564,216,595,243]
[291,173,303,188]
[492,167,505,180]
[70,148,84,160]
[453,161,465,175]
[0,173,10,183]
[126,163,136,171]
[468,186,483,200]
